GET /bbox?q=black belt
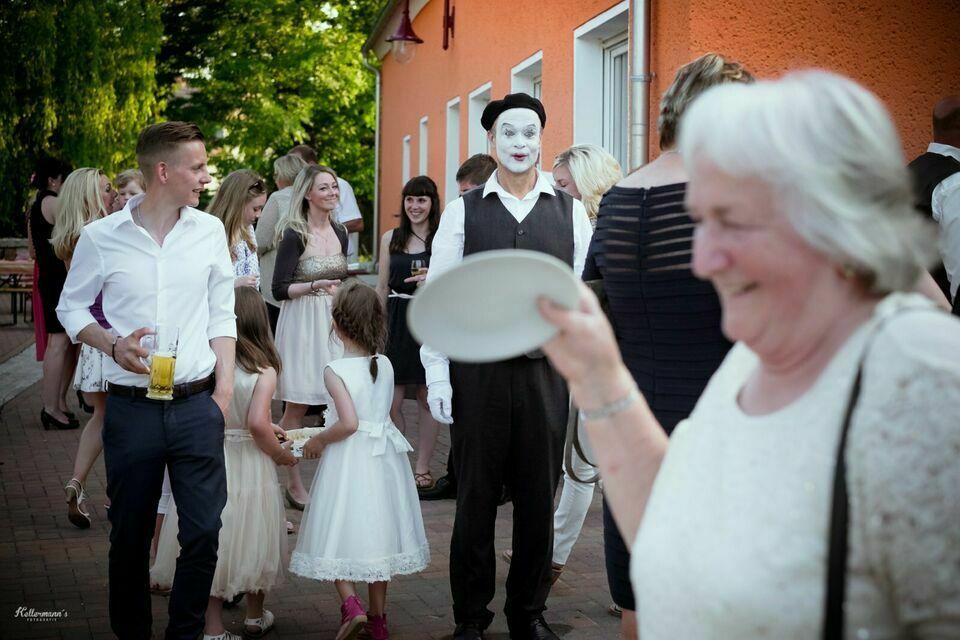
[107,374,215,400]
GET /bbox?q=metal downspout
[630,0,651,171]
[362,50,382,264]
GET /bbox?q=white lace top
[231,224,260,289]
[632,293,960,639]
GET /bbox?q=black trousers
[449,357,568,630]
[102,391,227,640]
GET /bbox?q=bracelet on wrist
[111,336,120,362]
[579,387,640,421]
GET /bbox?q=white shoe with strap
[243,609,275,638]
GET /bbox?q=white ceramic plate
[408,249,579,363]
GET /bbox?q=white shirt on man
[928,142,960,298]
[420,170,593,385]
[57,193,237,386]
[335,177,363,262]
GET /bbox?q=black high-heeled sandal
[41,409,79,430]
[76,390,93,414]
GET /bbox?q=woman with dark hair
[29,156,79,430]
[376,175,442,489]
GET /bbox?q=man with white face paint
[421,93,593,640]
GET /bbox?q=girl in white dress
[151,288,298,640]
[290,282,430,640]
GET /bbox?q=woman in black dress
[582,53,752,639]
[376,176,441,489]
[28,156,79,430]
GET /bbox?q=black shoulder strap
[822,361,864,639]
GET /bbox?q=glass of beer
[145,324,179,401]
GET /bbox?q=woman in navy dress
[582,53,752,639]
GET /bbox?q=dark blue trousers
[102,391,226,640]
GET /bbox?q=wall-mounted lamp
[386,0,424,65]
[443,0,455,50]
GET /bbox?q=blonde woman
[271,164,348,508]
[208,169,267,289]
[552,144,623,222]
[257,154,308,331]
[53,168,115,529]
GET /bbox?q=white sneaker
[202,631,242,640]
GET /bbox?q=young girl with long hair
[54,168,115,528]
[375,176,442,490]
[270,164,349,509]
[151,287,296,640]
[291,282,430,640]
[208,169,267,289]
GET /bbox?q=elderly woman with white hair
[539,70,960,637]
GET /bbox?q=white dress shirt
[57,194,237,386]
[335,177,363,262]
[420,170,593,385]
[928,142,960,298]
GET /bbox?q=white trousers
[552,444,598,565]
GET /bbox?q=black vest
[908,151,960,219]
[461,184,575,266]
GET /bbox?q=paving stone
[1,346,621,638]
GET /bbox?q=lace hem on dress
[288,545,430,582]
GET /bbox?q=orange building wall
[377,0,959,240]
[377,0,617,234]
[647,0,959,158]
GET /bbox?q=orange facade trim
[371,0,959,240]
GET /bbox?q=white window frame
[402,135,411,186]
[468,82,492,157]
[419,116,429,176]
[602,36,629,170]
[511,50,543,97]
[445,97,462,205]
[573,2,629,150]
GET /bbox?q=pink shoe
[336,595,368,640]
[364,613,389,640]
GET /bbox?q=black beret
[481,93,546,131]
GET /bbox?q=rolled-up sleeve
[56,229,103,342]
[206,223,237,340]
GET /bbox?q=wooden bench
[0,260,34,325]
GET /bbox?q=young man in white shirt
[57,122,236,640]
[421,94,593,640]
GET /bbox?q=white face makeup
[492,108,541,175]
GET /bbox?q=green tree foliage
[0,0,162,236]
[159,0,379,251]
[1,0,380,250]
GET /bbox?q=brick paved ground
[0,315,620,638]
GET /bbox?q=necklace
[410,230,426,244]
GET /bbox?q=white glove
[427,381,454,424]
